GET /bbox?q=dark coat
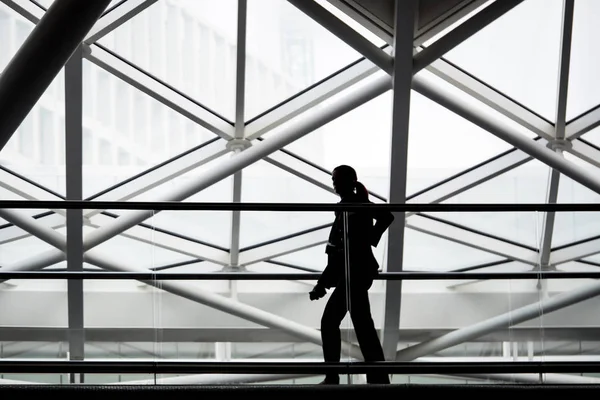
[317,193,394,289]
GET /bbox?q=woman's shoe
[318,375,340,385]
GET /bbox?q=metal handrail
[0,360,599,374]
[0,271,599,280]
[0,200,600,212]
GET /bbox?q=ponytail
[355,181,369,202]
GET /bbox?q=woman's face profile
[332,170,352,195]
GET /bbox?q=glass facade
[0,0,599,386]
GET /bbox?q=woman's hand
[309,284,327,301]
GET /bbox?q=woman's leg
[348,280,389,384]
[320,286,348,383]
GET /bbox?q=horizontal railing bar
[0,360,599,374]
[0,200,600,212]
[0,271,598,280]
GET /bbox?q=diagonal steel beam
[0,0,112,153]
[565,105,600,140]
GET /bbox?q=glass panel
[567,0,600,121]
[245,0,363,119]
[98,0,237,119]
[239,160,337,248]
[579,126,600,148]
[444,0,563,121]
[407,90,513,195]
[0,6,66,196]
[264,89,393,198]
[427,159,550,249]
[0,3,33,72]
[82,59,214,200]
[552,152,600,247]
[403,227,508,271]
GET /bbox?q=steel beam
[65,45,85,364]
[229,0,248,268]
[568,139,600,170]
[0,0,111,152]
[381,0,416,361]
[565,105,600,140]
[426,59,555,140]
[538,0,574,272]
[554,0,575,140]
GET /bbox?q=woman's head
[332,165,368,201]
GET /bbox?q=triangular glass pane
[84,151,235,253]
[403,228,506,271]
[566,0,600,121]
[552,152,600,247]
[82,59,216,199]
[98,0,237,119]
[0,2,32,72]
[271,245,328,271]
[0,4,66,195]
[83,224,198,271]
[0,230,57,267]
[579,126,600,148]
[427,159,551,248]
[406,89,513,196]
[263,89,393,198]
[239,159,338,248]
[244,0,363,120]
[135,175,234,250]
[0,12,65,195]
[444,0,563,121]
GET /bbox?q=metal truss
[2,0,600,375]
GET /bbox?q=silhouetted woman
[309,165,394,384]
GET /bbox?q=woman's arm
[371,209,395,247]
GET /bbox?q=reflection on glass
[444,0,562,120]
[99,0,238,119]
[245,0,362,119]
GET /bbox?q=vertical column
[538,0,574,281]
[229,0,248,269]
[65,46,84,383]
[381,0,417,360]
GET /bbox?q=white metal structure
[0,0,600,386]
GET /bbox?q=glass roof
[1,0,600,375]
